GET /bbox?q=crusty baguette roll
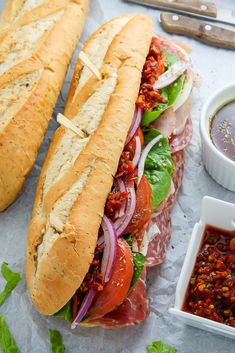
[0,0,89,211]
[26,14,153,315]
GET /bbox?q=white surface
[200,83,235,191]
[0,0,235,352]
[170,196,235,339]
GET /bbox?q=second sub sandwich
[0,0,89,211]
[26,14,194,328]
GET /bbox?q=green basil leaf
[162,50,179,67]
[49,329,65,353]
[124,234,133,248]
[131,252,145,287]
[0,315,20,353]
[0,263,21,306]
[55,301,72,323]
[141,75,185,128]
[144,129,174,211]
[147,341,176,353]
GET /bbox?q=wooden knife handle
[160,12,235,50]
[136,0,217,17]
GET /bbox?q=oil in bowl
[210,101,235,162]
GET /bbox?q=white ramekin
[169,196,235,339]
[200,83,235,192]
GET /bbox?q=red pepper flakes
[136,37,167,111]
[183,226,235,327]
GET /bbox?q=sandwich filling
[56,35,194,327]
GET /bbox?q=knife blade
[160,12,235,50]
[126,0,235,26]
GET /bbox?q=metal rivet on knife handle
[160,12,235,50]
[205,24,212,31]
[172,15,179,21]
[200,5,208,11]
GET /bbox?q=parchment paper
[0,0,234,352]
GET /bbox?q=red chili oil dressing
[210,101,235,161]
[183,225,235,327]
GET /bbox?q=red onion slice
[132,136,142,169]
[97,235,104,249]
[114,182,136,236]
[114,179,127,219]
[71,288,96,328]
[153,61,188,90]
[138,134,163,184]
[125,108,142,146]
[100,215,118,283]
[173,69,193,112]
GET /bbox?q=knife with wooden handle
[127,0,217,17]
[160,12,235,50]
[127,1,235,27]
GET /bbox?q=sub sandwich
[0,0,89,211]
[26,14,194,328]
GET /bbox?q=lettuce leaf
[131,252,145,287]
[162,50,179,67]
[141,75,185,127]
[0,315,20,353]
[55,301,72,323]
[0,263,21,306]
[147,341,176,353]
[49,329,65,353]
[144,129,174,211]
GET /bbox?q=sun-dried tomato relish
[105,191,128,217]
[116,151,133,178]
[143,37,166,85]
[183,226,235,327]
[72,245,103,320]
[136,37,167,111]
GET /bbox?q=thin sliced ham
[152,107,176,138]
[152,96,192,139]
[170,118,193,154]
[173,97,192,135]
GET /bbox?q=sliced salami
[170,118,193,154]
[146,150,184,267]
[171,150,184,200]
[88,270,149,328]
[146,210,172,267]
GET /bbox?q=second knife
[160,12,235,50]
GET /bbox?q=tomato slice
[125,175,152,234]
[137,128,144,148]
[88,239,133,320]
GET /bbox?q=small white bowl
[200,83,235,192]
[169,196,235,339]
